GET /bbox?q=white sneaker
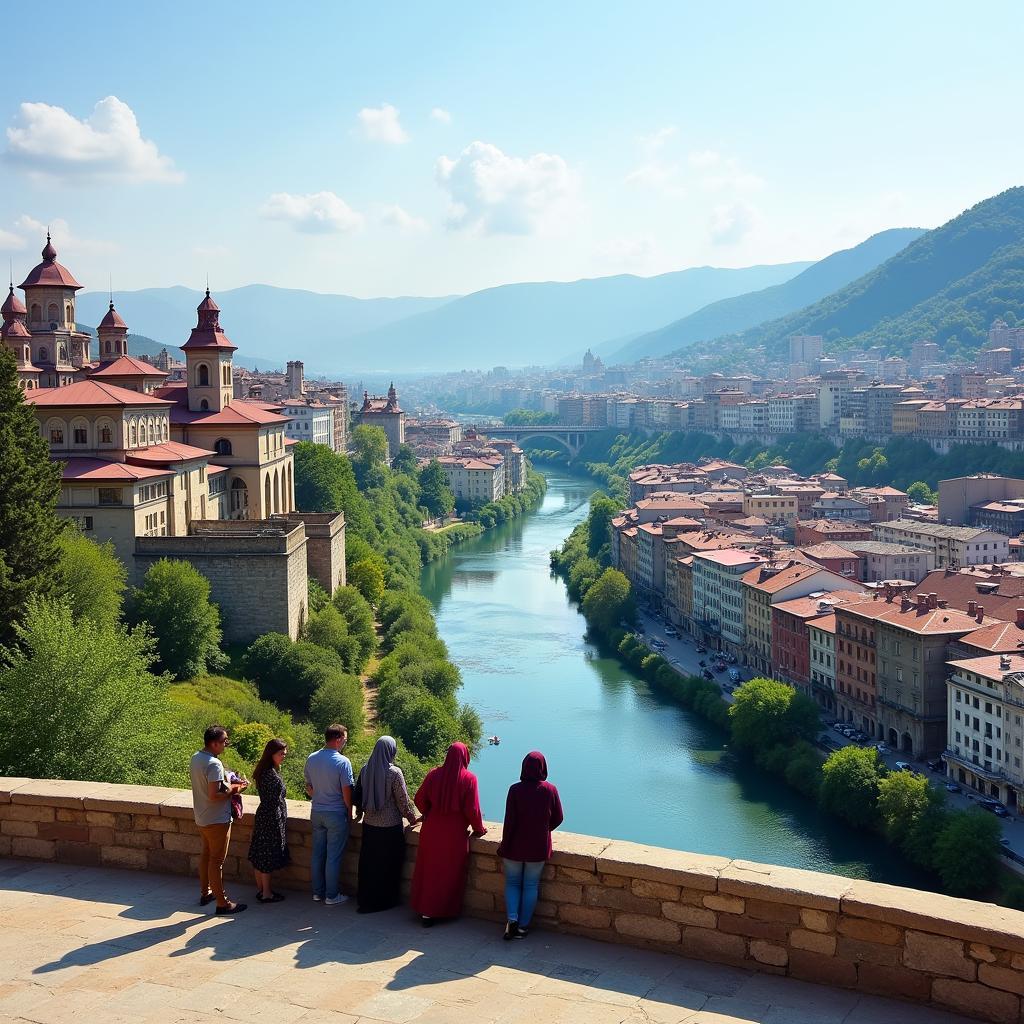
[325,894,349,906]
[312,894,322,902]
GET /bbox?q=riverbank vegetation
[552,492,1008,901]
[460,468,547,528]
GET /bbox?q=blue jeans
[311,809,349,899]
[503,859,545,927]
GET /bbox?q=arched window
[47,303,59,324]
[65,304,73,323]
[58,345,68,362]
[48,419,66,445]
[30,303,41,323]
[198,363,210,387]
[38,346,49,363]
[104,340,111,354]
[100,425,112,445]
[130,421,137,446]
[264,475,271,516]
[71,419,89,446]
[200,399,209,411]
[273,469,281,514]
[222,364,230,385]
[214,438,232,456]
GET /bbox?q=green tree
[293,441,376,540]
[306,579,329,614]
[128,560,226,680]
[728,677,820,753]
[587,495,620,559]
[0,598,187,785]
[392,443,419,477]
[876,768,932,847]
[58,529,127,629]
[348,558,386,607]
[819,746,882,827]
[304,605,363,672]
[231,722,274,763]
[351,425,389,487]
[419,459,455,519]
[309,672,365,733]
[332,586,377,666]
[932,810,1002,896]
[907,481,936,505]
[243,634,355,716]
[581,568,634,636]
[0,348,66,647]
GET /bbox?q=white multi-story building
[872,520,1009,568]
[282,400,335,449]
[808,612,838,715]
[691,549,769,656]
[945,653,1024,807]
[437,455,505,504]
[738,401,769,433]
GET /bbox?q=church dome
[1,284,26,318]
[18,234,83,290]
[98,301,127,330]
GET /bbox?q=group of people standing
[188,724,563,939]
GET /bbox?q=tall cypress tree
[0,348,65,647]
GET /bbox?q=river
[421,467,927,885]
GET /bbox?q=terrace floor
[0,859,975,1024]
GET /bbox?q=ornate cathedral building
[0,236,343,643]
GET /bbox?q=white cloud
[357,103,409,144]
[11,215,115,256]
[261,192,363,234]
[597,236,658,270]
[430,107,452,124]
[709,202,757,246]
[436,141,580,235]
[625,126,686,198]
[688,150,764,191]
[379,204,429,233]
[0,227,25,250]
[4,96,182,184]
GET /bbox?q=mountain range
[697,187,1024,361]
[77,265,811,375]
[612,228,925,363]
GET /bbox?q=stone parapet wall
[2,777,1023,1022]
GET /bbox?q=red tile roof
[2,284,26,316]
[959,619,1024,654]
[91,356,169,378]
[18,236,82,290]
[948,653,1024,681]
[29,380,172,408]
[842,595,980,635]
[98,302,127,330]
[60,458,173,482]
[742,560,820,593]
[170,400,291,426]
[126,441,216,464]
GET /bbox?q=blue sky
[0,1,1021,298]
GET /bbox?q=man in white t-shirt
[190,725,248,914]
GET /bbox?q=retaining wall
[2,777,1024,1022]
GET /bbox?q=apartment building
[872,520,1009,568]
[946,653,1024,807]
[692,549,769,657]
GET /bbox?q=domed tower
[182,289,236,412]
[96,301,129,364]
[18,234,91,377]
[1,283,38,389]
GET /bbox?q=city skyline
[1,1,1022,298]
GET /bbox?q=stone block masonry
[135,518,311,642]
[2,777,1024,1023]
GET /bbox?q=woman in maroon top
[410,742,486,926]
[496,750,563,939]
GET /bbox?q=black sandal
[256,892,284,903]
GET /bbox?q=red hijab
[520,750,548,783]
[434,741,472,812]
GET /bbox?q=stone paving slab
[0,858,976,1024]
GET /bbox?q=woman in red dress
[410,742,486,925]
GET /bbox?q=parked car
[981,800,1010,818]
[894,761,913,772]
[875,743,890,754]
[832,723,847,735]
[695,644,707,654]
[851,731,868,743]
[945,782,961,793]
[926,759,944,772]
[728,668,742,682]
[665,628,678,637]
[702,669,714,681]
